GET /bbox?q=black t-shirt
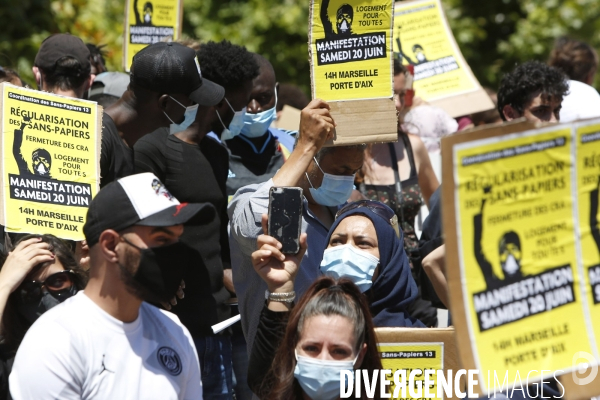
[100,113,134,188]
[134,129,230,336]
[224,132,285,198]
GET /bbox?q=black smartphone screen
[268,187,303,254]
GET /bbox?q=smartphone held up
[268,187,303,254]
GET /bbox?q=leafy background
[1,0,599,94]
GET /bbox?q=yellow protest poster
[310,0,393,101]
[393,0,494,117]
[308,0,397,145]
[123,0,183,71]
[575,120,600,345]
[0,83,101,241]
[444,125,595,393]
[379,342,444,399]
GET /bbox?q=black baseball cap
[34,34,91,72]
[130,42,224,106]
[84,173,215,246]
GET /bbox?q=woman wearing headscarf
[319,200,424,327]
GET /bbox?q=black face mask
[17,286,77,324]
[122,238,197,304]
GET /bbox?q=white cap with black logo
[83,173,214,246]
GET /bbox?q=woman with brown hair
[0,234,87,399]
[247,218,384,399]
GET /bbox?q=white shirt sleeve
[10,320,83,400]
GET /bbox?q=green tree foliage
[2,0,600,93]
[0,0,123,86]
[444,0,600,90]
[182,0,310,94]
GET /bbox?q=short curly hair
[497,61,569,121]
[197,40,259,92]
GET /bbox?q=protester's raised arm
[251,214,307,312]
[271,99,334,187]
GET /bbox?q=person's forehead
[227,84,253,106]
[526,90,561,106]
[31,258,64,281]
[253,65,276,89]
[393,73,406,89]
[300,315,355,344]
[334,215,375,234]
[129,224,182,236]
[326,147,365,164]
[250,80,275,98]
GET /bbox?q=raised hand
[0,237,54,295]
[297,98,336,154]
[251,214,307,293]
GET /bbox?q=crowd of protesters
[0,25,597,400]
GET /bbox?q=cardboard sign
[309,0,397,145]
[575,121,600,335]
[273,105,301,132]
[0,83,102,241]
[376,327,462,400]
[394,0,494,117]
[560,119,600,400]
[441,120,600,398]
[123,0,183,71]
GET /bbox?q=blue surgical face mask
[217,98,246,141]
[306,157,355,206]
[164,96,199,135]
[320,244,380,292]
[293,351,357,400]
[240,89,278,139]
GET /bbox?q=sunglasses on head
[18,270,76,304]
[335,200,400,238]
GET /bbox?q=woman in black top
[247,217,383,400]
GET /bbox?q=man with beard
[10,173,214,399]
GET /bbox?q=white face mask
[293,350,358,400]
[240,88,278,140]
[320,244,380,292]
[163,96,199,135]
[216,98,246,141]
[144,14,151,23]
[306,157,355,206]
[36,163,48,175]
[503,254,520,275]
